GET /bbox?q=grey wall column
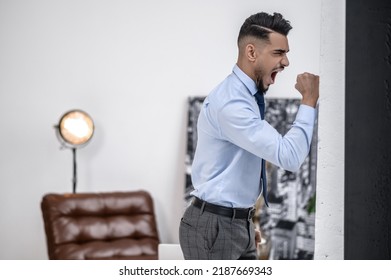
[345,0,391,259]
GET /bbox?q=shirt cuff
[296,104,317,125]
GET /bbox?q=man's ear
[246,43,257,62]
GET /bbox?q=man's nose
[282,55,289,67]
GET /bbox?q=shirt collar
[232,64,258,96]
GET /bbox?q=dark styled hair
[238,12,292,45]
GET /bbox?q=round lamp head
[57,110,94,148]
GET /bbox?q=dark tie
[254,92,269,207]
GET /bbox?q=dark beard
[255,71,269,94]
[255,74,268,94]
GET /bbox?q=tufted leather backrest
[41,190,159,260]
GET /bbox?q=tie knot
[254,91,264,106]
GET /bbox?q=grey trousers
[179,203,257,260]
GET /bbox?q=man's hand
[295,72,319,108]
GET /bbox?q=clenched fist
[295,72,319,108]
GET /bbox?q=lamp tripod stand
[72,148,77,193]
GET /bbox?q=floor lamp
[54,109,94,193]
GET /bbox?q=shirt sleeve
[217,99,316,172]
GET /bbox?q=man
[179,12,319,260]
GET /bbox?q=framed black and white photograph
[184,96,318,260]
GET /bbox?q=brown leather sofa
[41,190,159,260]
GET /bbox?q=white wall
[314,0,345,259]
[0,0,343,260]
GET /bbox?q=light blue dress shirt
[190,65,317,208]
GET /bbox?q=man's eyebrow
[273,48,289,53]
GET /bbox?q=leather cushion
[41,191,159,260]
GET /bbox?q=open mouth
[270,68,284,84]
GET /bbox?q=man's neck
[236,61,256,82]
